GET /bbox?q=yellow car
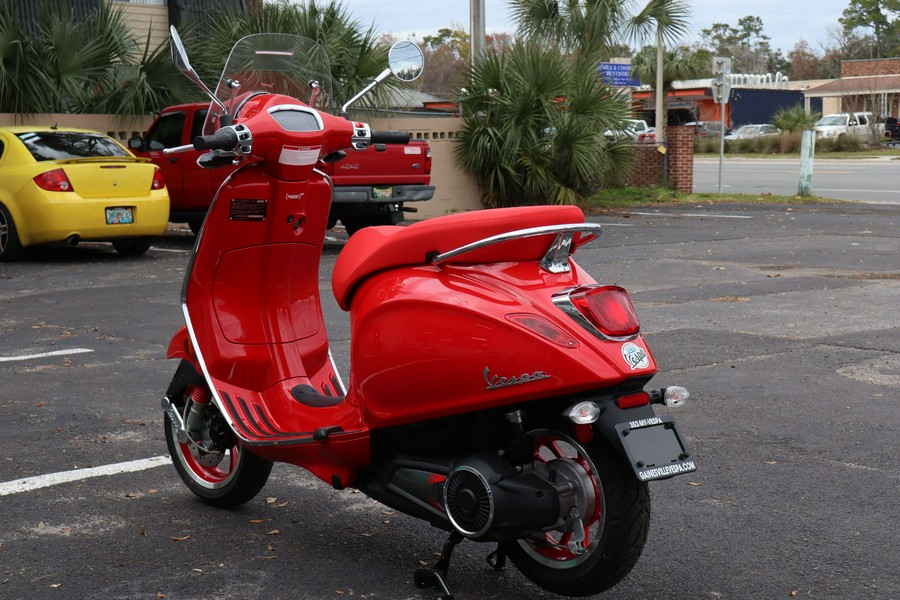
[0,126,170,260]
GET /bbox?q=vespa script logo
[483,366,551,391]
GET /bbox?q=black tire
[0,203,24,261]
[501,426,650,597]
[164,385,272,508]
[112,237,153,256]
[187,218,204,236]
[341,214,395,237]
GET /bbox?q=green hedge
[695,132,871,154]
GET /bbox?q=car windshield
[16,131,130,161]
[205,33,333,135]
[734,126,756,135]
[816,116,847,126]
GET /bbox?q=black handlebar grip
[193,128,239,151]
[370,130,411,144]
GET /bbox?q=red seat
[332,205,585,310]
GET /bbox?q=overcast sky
[346,0,850,57]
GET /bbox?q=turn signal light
[570,286,640,338]
[34,168,74,192]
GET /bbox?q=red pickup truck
[129,102,434,234]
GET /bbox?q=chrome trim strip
[431,223,602,274]
[551,285,640,342]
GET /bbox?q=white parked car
[604,118,649,141]
[814,112,883,143]
[727,124,781,140]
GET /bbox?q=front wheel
[164,384,272,508]
[502,427,650,597]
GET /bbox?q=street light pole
[470,0,485,65]
[655,27,665,145]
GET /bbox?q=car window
[857,115,868,126]
[16,131,130,161]
[146,111,186,149]
[190,109,209,140]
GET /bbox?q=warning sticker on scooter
[622,342,649,370]
[230,199,267,221]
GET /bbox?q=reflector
[506,313,579,348]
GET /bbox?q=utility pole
[470,0,485,65]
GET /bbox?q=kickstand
[413,531,463,600]
[486,545,507,571]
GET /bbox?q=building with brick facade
[805,58,900,118]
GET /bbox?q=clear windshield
[816,116,846,127]
[204,33,333,135]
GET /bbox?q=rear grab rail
[430,223,603,274]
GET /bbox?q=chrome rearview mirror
[388,40,424,82]
[341,40,425,115]
[169,26,227,115]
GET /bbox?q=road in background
[694,156,900,204]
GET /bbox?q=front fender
[166,325,195,362]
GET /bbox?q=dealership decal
[622,342,649,370]
[638,461,697,481]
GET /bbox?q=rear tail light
[151,166,166,190]
[34,168,74,192]
[424,147,432,175]
[569,286,640,338]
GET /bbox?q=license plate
[372,186,393,200]
[615,416,697,481]
[106,207,133,224]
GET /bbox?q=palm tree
[0,1,196,116]
[625,0,691,143]
[630,45,704,97]
[456,43,631,208]
[510,0,631,52]
[512,0,691,142]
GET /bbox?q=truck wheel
[341,215,394,237]
[188,218,204,235]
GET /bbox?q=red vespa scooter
[160,28,696,598]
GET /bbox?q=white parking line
[150,247,191,254]
[0,455,170,496]
[629,212,753,219]
[0,348,94,363]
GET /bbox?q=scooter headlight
[564,401,602,424]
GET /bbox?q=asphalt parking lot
[1,201,899,599]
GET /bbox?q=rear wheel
[502,427,650,596]
[112,237,152,256]
[164,384,272,508]
[0,204,24,261]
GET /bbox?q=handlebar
[371,130,411,144]
[193,128,239,151]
